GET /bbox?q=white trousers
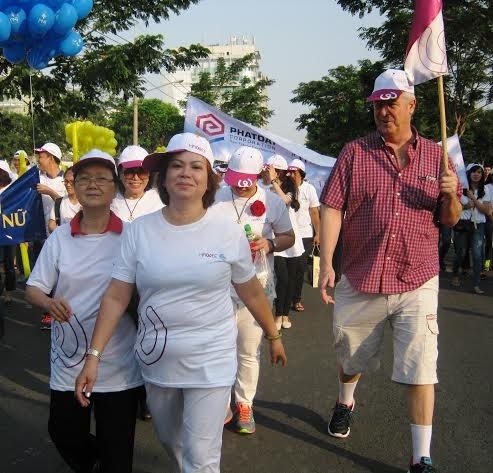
[233,302,265,406]
[146,383,231,473]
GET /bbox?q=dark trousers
[49,387,139,473]
[274,255,299,316]
[453,224,485,286]
[1,246,16,292]
[485,219,492,264]
[439,224,452,269]
[292,237,313,303]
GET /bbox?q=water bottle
[244,224,257,261]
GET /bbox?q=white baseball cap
[224,146,263,188]
[367,69,415,102]
[71,149,117,174]
[0,160,14,179]
[118,145,149,169]
[466,163,484,172]
[143,133,214,171]
[34,142,62,160]
[266,154,288,170]
[287,158,306,172]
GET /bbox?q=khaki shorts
[333,275,439,385]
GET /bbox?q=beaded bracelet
[264,332,282,341]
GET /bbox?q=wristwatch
[267,238,277,253]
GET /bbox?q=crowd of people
[0,68,490,473]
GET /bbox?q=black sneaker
[408,457,437,472]
[327,401,354,438]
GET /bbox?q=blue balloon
[0,12,12,42]
[4,6,27,36]
[59,29,83,56]
[53,3,77,35]
[3,41,26,64]
[28,3,55,38]
[46,0,67,8]
[26,45,51,69]
[71,0,93,20]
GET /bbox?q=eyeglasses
[75,176,115,187]
[123,168,149,178]
[64,179,74,186]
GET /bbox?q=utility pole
[133,94,138,145]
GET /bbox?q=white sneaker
[282,317,292,329]
[275,317,282,331]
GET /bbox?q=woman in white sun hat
[214,146,294,435]
[26,150,143,473]
[111,145,163,222]
[75,133,287,473]
[287,158,321,312]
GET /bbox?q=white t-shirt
[39,170,67,232]
[26,223,142,392]
[460,187,491,223]
[213,185,293,300]
[112,209,256,388]
[111,189,164,223]
[296,181,320,238]
[49,196,82,225]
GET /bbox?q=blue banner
[0,167,47,245]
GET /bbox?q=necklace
[231,189,254,224]
[124,194,144,221]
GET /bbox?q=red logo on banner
[196,114,225,136]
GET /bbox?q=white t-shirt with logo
[111,189,164,223]
[296,181,320,238]
[460,187,491,224]
[49,196,82,225]
[111,210,256,388]
[213,185,292,300]
[39,170,67,232]
[27,224,143,392]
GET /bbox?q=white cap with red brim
[287,158,306,172]
[224,146,263,188]
[118,145,149,169]
[143,133,214,172]
[367,69,415,102]
[34,142,62,160]
[71,149,117,174]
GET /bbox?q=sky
[124,0,381,145]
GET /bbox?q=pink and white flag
[405,0,447,85]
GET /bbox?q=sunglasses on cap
[123,167,149,178]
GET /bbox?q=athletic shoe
[224,405,233,425]
[408,456,437,472]
[282,317,292,329]
[40,313,52,330]
[328,401,354,438]
[233,402,255,434]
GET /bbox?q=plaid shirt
[321,129,460,294]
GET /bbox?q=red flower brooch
[250,200,266,217]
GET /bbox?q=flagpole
[437,75,448,171]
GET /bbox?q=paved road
[1,271,491,473]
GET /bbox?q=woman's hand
[267,165,277,181]
[75,357,99,407]
[268,339,287,366]
[46,298,72,322]
[251,237,271,254]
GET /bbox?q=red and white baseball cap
[34,142,62,160]
[266,154,288,170]
[288,158,306,172]
[224,146,263,188]
[367,69,415,102]
[71,149,117,174]
[118,145,149,169]
[143,133,214,172]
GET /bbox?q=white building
[159,35,263,109]
[0,98,29,114]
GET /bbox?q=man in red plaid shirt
[319,70,461,473]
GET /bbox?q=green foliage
[110,99,184,152]
[291,60,385,156]
[188,53,274,127]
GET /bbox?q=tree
[188,53,275,127]
[110,99,184,152]
[291,60,385,156]
[0,1,209,123]
[335,0,493,137]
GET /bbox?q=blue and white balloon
[0,11,11,42]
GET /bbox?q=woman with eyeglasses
[26,150,143,473]
[48,168,81,233]
[111,145,163,223]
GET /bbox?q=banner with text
[184,97,336,196]
[0,166,46,245]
